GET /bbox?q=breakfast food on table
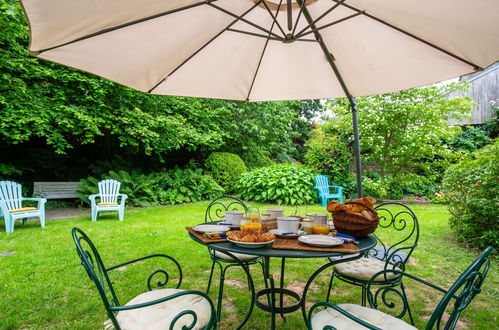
[327,197,376,215]
[326,197,379,237]
[228,230,275,242]
[327,202,348,213]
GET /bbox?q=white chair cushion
[213,250,259,261]
[116,288,212,330]
[312,303,417,330]
[335,258,400,281]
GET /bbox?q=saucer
[269,229,306,239]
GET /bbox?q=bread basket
[331,201,379,237]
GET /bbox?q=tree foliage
[442,140,499,248]
[304,122,354,195]
[323,84,475,198]
[0,1,319,183]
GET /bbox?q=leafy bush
[236,164,315,205]
[77,168,224,207]
[152,167,224,205]
[448,125,493,152]
[205,152,247,192]
[304,124,353,189]
[361,172,441,201]
[442,140,499,248]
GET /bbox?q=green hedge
[442,140,499,248]
[205,152,247,192]
[236,164,315,205]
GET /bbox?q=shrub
[152,167,224,205]
[77,168,224,207]
[362,173,441,201]
[240,148,275,169]
[304,124,353,188]
[205,152,247,192]
[442,140,499,248]
[236,164,316,205]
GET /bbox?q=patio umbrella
[19,0,499,196]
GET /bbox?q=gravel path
[45,207,87,220]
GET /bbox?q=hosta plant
[236,164,316,205]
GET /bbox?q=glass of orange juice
[312,224,330,235]
[241,207,262,231]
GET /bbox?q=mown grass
[0,203,496,329]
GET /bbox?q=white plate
[227,237,273,249]
[298,235,344,247]
[192,224,230,233]
[269,229,306,239]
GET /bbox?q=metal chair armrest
[367,269,449,296]
[106,254,183,290]
[307,301,382,330]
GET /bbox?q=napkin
[334,233,359,245]
[204,232,227,240]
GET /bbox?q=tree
[322,84,475,198]
[0,1,316,181]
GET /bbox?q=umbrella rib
[227,28,282,41]
[296,12,363,38]
[294,0,346,38]
[34,0,219,55]
[208,3,283,40]
[295,0,354,99]
[148,1,263,94]
[227,28,315,43]
[246,0,285,101]
[332,0,483,70]
[261,0,287,37]
[291,0,306,37]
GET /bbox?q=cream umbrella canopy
[20,0,499,195]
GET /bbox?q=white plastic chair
[0,181,47,234]
[88,179,127,222]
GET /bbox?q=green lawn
[0,203,497,329]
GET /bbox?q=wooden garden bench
[33,182,81,200]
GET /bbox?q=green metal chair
[72,228,216,329]
[0,181,47,234]
[308,246,494,330]
[204,196,265,325]
[89,179,127,222]
[325,202,419,324]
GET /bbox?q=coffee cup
[277,216,301,234]
[225,211,244,225]
[267,209,284,219]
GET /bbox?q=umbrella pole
[350,98,363,198]
[295,0,363,197]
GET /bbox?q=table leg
[279,257,286,320]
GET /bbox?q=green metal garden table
[189,224,377,329]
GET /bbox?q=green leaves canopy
[0,1,320,181]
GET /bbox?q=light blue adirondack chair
[0,181,47,234]
[89,179,127,222]
[313,175,343,207]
